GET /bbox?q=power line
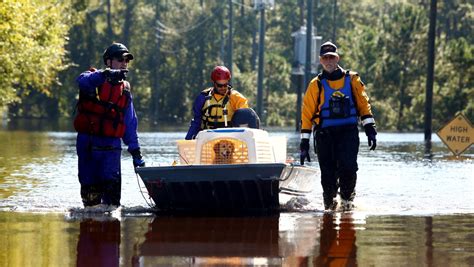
[231,0,254,10]
[154,5,224,36]
[155,15,214,35]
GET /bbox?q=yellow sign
[437,113,474,156]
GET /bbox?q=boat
[135,128,318,213]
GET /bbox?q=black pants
[315,125,359,202]
[80,180,122,207]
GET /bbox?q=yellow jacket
[186,87,248,139]
[201,88,249,129]
[301,67,375,135]
[210,89,249,113]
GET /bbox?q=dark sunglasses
[115,57,130,63]
[215,82,228,88]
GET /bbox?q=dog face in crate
[213,140,235,164]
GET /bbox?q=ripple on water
[0,131,472,215]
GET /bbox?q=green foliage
[0,1,71,110]
[3,0,473,131]
[266,91,297,126]
[432,36,474,129]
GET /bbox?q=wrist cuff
[301,133,311,139]
[361,117,375,126]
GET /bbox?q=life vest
[74,80,130,137]
[200,87,235,129]
[319,72,358,128]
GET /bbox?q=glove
[300,138,311,165]
[103,68,128,81]
[130,148,145,168]
[364,123,377,150]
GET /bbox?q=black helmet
[102,43,134,64]
[231,108,260,129]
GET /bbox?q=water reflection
[136,216,283,266]
[67,213,474,267]
[130,213,361,266]
[314,213,357,266]
[76,218,120,267]
[1,212,473,266]
[0,120,472,266]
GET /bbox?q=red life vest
[74,80,130,138]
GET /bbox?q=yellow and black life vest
[200,87,236,129]
[74,80,130,137]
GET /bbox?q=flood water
[0,120,473,266]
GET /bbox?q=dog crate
[177,140,196,165]
[176,128,287,165]
[200,137,250,165]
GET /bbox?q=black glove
[300,138,311,165]
[364,123,377,150]
[103,68,128,81]
[130,148,145,168]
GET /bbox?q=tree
[0,1,71,113]
[3,0,472,131]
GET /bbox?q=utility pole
[424,0,437,157]
[106,0,114,40]
[304,0,313,88]
[256,4,266,119]
[228,0,233,73]
[332,0,337,41]
[295,75,304,131]
[152,1,162,123]
[292,24,321,131]
[254,0,274,120]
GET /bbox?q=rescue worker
[185,66,249,139]
[74,43,145,208]
[300,41,377,211]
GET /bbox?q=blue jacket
[76,70,140,152]
[185,93,207,140]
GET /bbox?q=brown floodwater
[0,125,473,266]
[1,212,473,266]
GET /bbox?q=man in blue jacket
[74,43,145,208]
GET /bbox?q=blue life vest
[320,73,358,128]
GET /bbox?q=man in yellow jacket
[300,41,377,211]
[185,66,249,139]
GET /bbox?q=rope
[135,172,155,208]
[278,163,295,181]
[255,163,296,182]
[178,153,190,165]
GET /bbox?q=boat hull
[136,163,317,213]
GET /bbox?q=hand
[103,68,128,81]
[364,123,377,150]
[300,138,311,165]
[133,157,145,168]
[130,148,145,168]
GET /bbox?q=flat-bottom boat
[136,128,318,213]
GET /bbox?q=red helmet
[211,66,231,81]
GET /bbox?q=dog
[213,140,235,164]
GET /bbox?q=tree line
[0,0,472,131]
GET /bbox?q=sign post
[436,113,474,156]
